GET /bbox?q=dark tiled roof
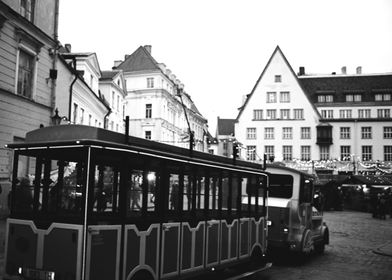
[100,70,120,81]
[217,118,235,136]
[299,74,392,103]
[116,46,160,72]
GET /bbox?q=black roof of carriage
[7,125,266,173]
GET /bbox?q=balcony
[316,123,333,145]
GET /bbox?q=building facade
[235,46,392,174]
[99,70,126,133]
[0,0,59,216]
[115,45,208,152]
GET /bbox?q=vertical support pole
[125,116,130,145]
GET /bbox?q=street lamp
[51,108,68,125]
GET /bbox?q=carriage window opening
[268,174,293,199]
[248,175,259,214]
[146,171,157,212]
[231,175,239,212]
[183,175,193,211]
[241,177,249,212]
[208,177,218,211]
[221,176,229,210]
[92,165,119,213]
[128,170,143,214]
[169,174,180,211]
[196,176,206,210]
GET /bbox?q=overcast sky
[58,0,392,133]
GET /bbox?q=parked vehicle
[265,164,329,255]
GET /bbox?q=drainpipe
[68,58,78,122]
[104,109,111,129]
[50,0,60,114]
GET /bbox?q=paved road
[0,211,391,279]
[254,211,392,280]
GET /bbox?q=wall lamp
[51,108,69,125]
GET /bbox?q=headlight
[267,220,272,226]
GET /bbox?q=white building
[115,45,208,152]
[235,46,392,174]
[58,49,110,127]
[99,70,126,133]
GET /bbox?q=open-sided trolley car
[4,125,269,280]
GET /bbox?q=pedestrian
[378,193,387,220]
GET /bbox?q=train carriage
[4,125,270,280]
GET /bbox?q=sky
[58,0,392,133]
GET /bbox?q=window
[246,146,256,161]
[339,109,352,118]
[80,108,84,124]
[320,146,330,160]
[280,109,290,119]
[266,109,276,119]
[321,110,333,119]
[147,77,154,88]
[340,146,351,161]
[384,127,392,139]
[340,127,351,139]
[283,146,292,161]
[377,109,391,118]
[346,94,362,102]
[264,127,274,139]
[267,92,277,103]
[88,114,92,126]
[117,96,120,111]
[253,109,263,120]
[145,104,152,118]
[362,146,372,161]
[282,127,292,139]
[318,95,334,103]
[384,146,392,161]
[301,146,311,161]
[361,127,372,139]
[294,109,304,119]
[264,146,274,160]
[301,127,311,139]
[73,103,78,124]
[269,174,293,199]
[275,75,282,82]
[358,109,371,118]
[111,91,115,108]
[17,49,35,98]
[145,131,151,140]
[20,0,35,21]
[280,91,290,102]
[246,128,256,139]
[375,93,391,101]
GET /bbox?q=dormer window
[20,0,35,22]
[274,75,281,83]
[317,95,334,103]
[346,94,362,102]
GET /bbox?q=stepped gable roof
[217,118,235,136]
[116,46,160,72]
[299,73,392,103]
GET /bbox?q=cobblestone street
[255,211,392,280]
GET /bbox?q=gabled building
[0,0,60,216]
[99,70,126,133]
[236,46,320,163]
[58,48,110,127]
[234,45,392,175]
[114,45,208,152]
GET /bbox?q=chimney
[341,66,347,75]
[144,45,152,54]
[356,66,362,74]
[124,54,130,60]
[298,66,305,76]
[331,72,336,75]
[113,60,122,68]
[65,43,71,53]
